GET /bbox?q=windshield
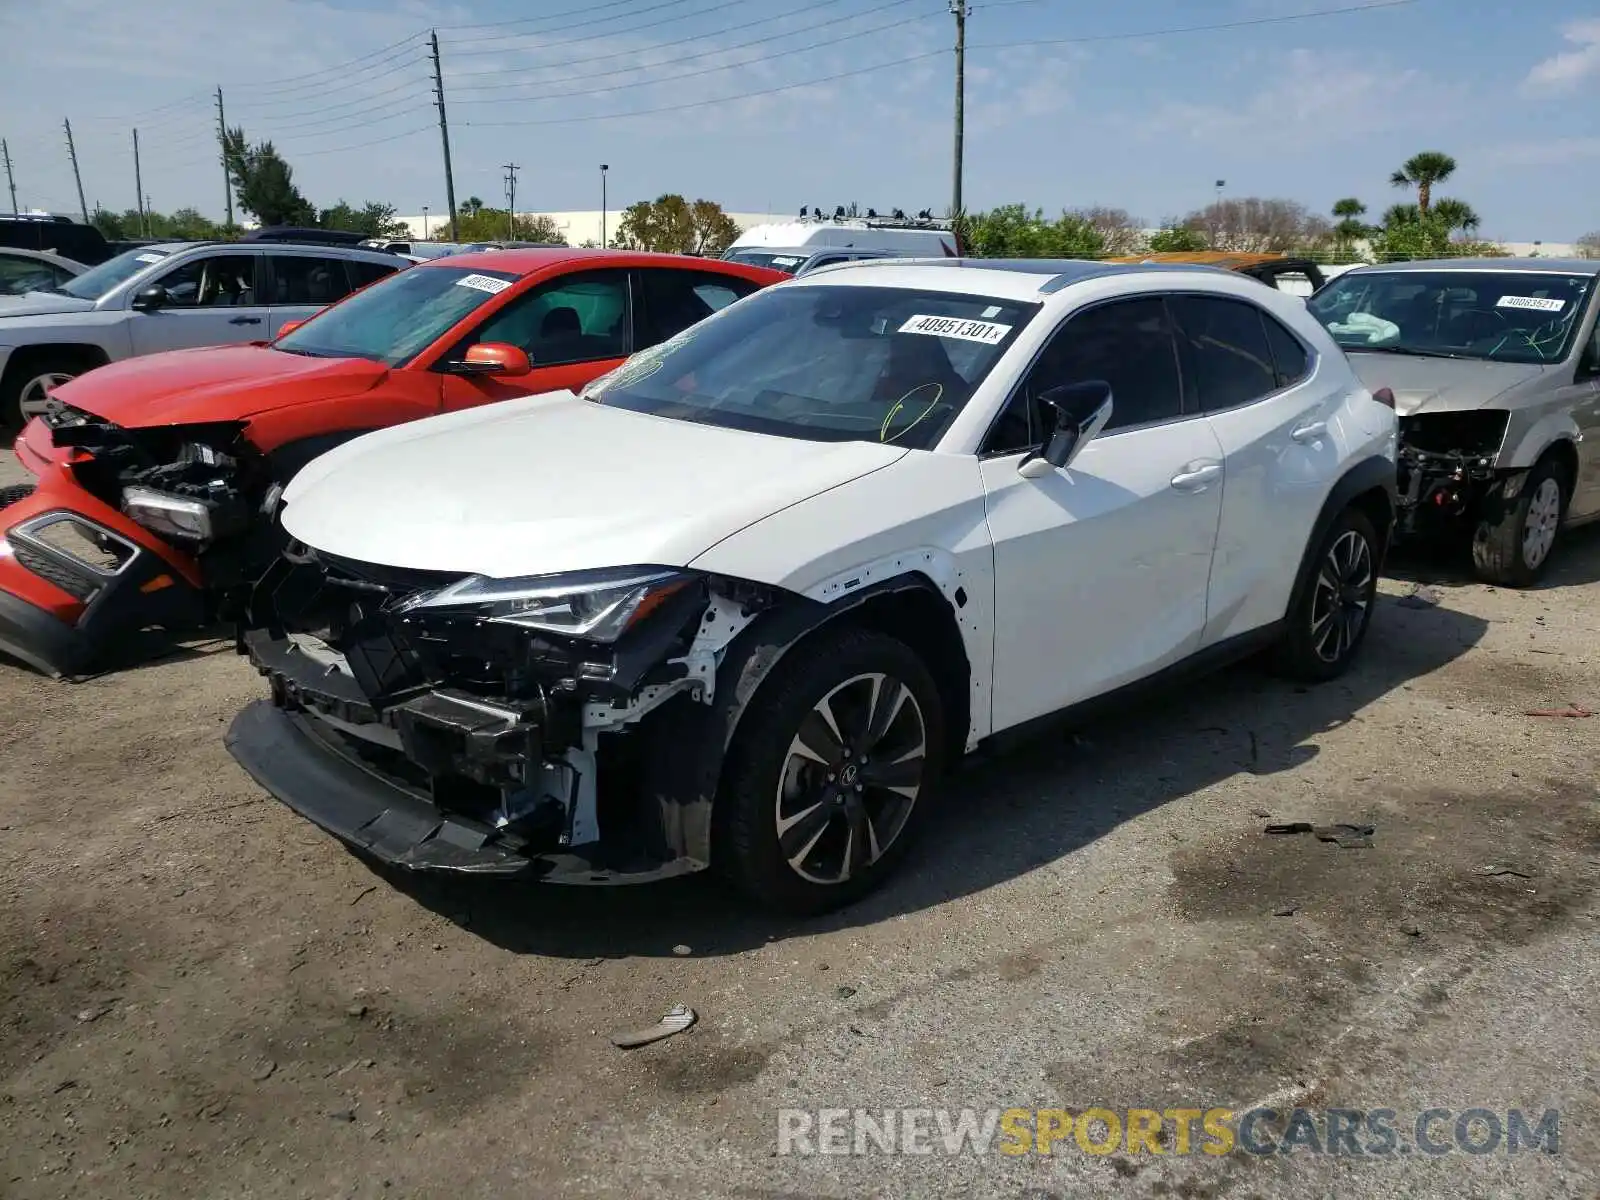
[586,284,1038,449]
[273,264,519,366]
[1308,269,1595,365]
[55,247,170,300]
[722,249,809,274]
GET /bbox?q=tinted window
[472,269,630,365]
[348,259,400,289]
[154,253,257,307]
[1170,296,1278,412]
[1027,297,1183,434]
[0,255,60,296]
[635,268,760,345]
[1262,314,1310,387]
[269,255,355,305]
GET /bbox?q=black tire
[1471,457,1568,587]
[714,626,946,915]
[0,349,93,429]
[1274,506,1381,682]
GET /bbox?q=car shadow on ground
[382,587,1492,960]
[1384,520,1600,590]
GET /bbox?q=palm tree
[1430,198,1480,236]
[1389,151,1456,217]
[1331,197,1369,252]
[461,196,485,216]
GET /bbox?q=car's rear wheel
[715,627,945,914]
[1274,506,1381,682]
[1471,457,1568,587]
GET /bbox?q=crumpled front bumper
[228,628,703,883]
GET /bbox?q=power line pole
[215,87,233,229]
[430,31,459,241]
[63,119,88,223]
[503,162,519,238]
[949,0,968,220]
[1,140,17,214]
[133,128,147,236]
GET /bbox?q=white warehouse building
[393,210,779,247]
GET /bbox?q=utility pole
[215,87,233,229]
[503,162,519,239]
[949,0,968,220]
[63,119,88,223]
[1212,179,1225,248]
[430,31,459,241]
[1,140,17,214]
[133,128,147,236]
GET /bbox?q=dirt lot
[1,447,1597,1199]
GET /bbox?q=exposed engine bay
[234,545,780,879]
[1396,410,1511,532]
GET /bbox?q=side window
[635,268,760,346]
[268,255,356,306]
[152,253,257,308]
[1261,314,1311,387]
[985,297,1184,454]
[471,269,630,365]
[1169,295,1279,412]
[0,257,54,295]
[347,259,400,289]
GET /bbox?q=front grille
[13,543,97,602]
[315,551,459,601]
[0,484,35,512]
[1399,410,1510,457]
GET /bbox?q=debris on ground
[1273,905,1300,917]
[1524,705,1593,719]
[835,986,857,1000]
[671,944,692,957]
[1263,822,1375,849]
[1400,922,1423,938]
[250,1059,277,1082]
[610,1004,697,1049]
[74,1000,117,1023]
[1397,584,1442,609]
[1479,865,1534,879]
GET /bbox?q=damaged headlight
[395,566,696,642]
[121,486,213,542]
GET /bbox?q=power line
[453,9,942,106]
[226,56,429,112]
[440,0,668,34]
[970,0,1420,51]
[228,29,432,95]
[443,0,746,58]
[451,0,926,93]
[443,0,700,49]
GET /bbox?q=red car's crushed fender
[0,249,785,676]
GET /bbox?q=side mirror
[131,284,169,312]
[1579,341,1600,378]
[452,342,532,377]
[1018,380,1114,480]
[275,319,305,339]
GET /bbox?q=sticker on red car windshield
[1496,295,1565,312]
[899,314,1012,344]
[455,273,512,295]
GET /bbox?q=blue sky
[2,0,1597,240]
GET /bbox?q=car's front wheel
[715,627,945,914]
[1471,457,1568,587]
[0,351,93,428]
[1275,505,1381,682]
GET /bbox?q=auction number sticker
[455,273,513,295]
[899,314,1012,344]
[135,252,164,264]
[1496,295,1565,312]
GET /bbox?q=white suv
[228,258,1398,913]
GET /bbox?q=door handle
[228,316,262,325]
[1291,420,1327,443]
[1170,462,1222,491]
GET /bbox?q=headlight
[395,566,696,642]
[121,487,213,542]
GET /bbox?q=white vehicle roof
[727,220,957,257]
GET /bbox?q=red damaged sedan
[0,249,785,676]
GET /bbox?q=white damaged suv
[227,258,1398,913]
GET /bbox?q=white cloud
[1522,18,1600,94]
[1481,137,1600,168]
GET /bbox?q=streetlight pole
[1211,179,1226,248]
[422,205,429,240]
[600,164,609,248]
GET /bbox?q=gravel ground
[0,447,1596,1199]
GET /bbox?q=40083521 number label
[898,314,1013,344]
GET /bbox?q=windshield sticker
[981,305,1002,318]
[1496,295,1565,313]
[899,314,1012,344]
[135,252,164,264]
[454,273,512,295]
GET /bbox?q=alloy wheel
[1310,528,1373,664]
[17,371,76,421]
[774,672,927,885]
[1521,477,1561,571]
